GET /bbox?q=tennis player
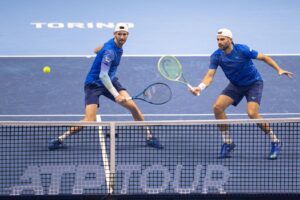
[190,28,293,159]
[49,23,162,150]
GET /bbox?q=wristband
[198,83,207,91]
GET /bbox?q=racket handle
[187,84,200,96]
[125,97,133,101]
[187,84,193,90]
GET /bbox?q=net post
[109,122,116,194]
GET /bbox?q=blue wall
[1,0,300,55]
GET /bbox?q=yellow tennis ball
[43,66,51,74]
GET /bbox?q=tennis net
[0,118,299,199]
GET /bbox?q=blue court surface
[0,56,299,120]
[0,56,299,199]
[1,0,300,199]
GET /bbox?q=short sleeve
[209,54,219,69]
[102,50,115,66]
[240,45,258,59]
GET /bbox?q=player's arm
[94,44,104,54]
[190,69,216,96]
[256,53,293,78]
[200,69,216,87]
[99,51,125,103]
[99,64,119,96]
[99,66,126,103]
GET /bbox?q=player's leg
[82,104,98,122]
[247,101,280,160]
[49,84,100,150]
[213,94,234,120]
[117,90,163,149]
[109,79,144,121]
[101,81,144,121]
[48,104,98,150]
[61,104,98,138]
[246,81,280,159]
[247,102,275,134]
[247,102,279,141]
[215,83,245,158]
[118,90,144,121]
[105,79,162,149]
[213,94,234,145]
[213,95,236,158]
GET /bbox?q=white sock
[269,130,279,143]
[221,130,232,144]
[145,127,152,139]
[58,131,71,142]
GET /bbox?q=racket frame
[127,82,172,105]
[157,55,193,89]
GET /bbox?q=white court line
[1,113,300,117]
[1,53,300,58]
[96,115,111,193]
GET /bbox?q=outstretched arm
[190,69,216,96]
[256,53,293,78]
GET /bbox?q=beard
[218,43,230,51]
[116,39,126,47]
[118,39,125,44]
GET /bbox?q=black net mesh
[0,119,299,198]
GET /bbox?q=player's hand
[115,94,127,103]
[189,86,201,96]
[278,69,294,78]
[94,44,104,54]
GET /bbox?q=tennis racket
[127,82,172,105]
[157,55,199,95]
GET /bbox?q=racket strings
[159,57,182,80]
[143,83,171,104]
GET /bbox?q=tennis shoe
[146,137,163,149]
[220,142,235,158]
[48,138,63,150]
[269,141,280,160]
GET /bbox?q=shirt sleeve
[101,50,115,67]
[241,45,258,59]
[209,54,219,69]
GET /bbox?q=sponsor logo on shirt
[104,56,112,64]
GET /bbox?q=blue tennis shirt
[85,38,123,86]
[209,44,262,86]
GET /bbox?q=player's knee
[247,110,259,119]
[213,104,225,114]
